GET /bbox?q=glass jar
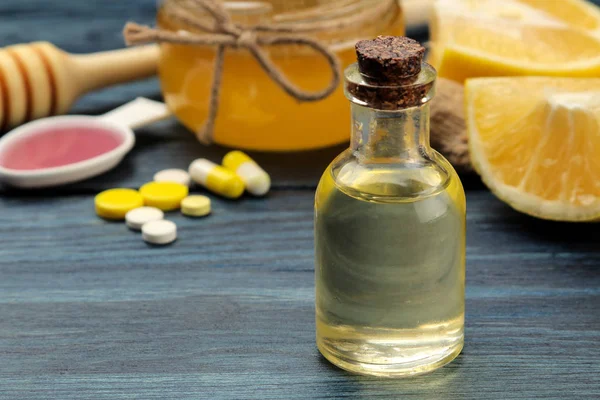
[314,59,466,376]
[157,0,404,151]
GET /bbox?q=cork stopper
[345,36,435,110]
[356,36,426,85]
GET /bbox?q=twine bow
[124,0,342,144]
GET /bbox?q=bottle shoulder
[317,149,464,203]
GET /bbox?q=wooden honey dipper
[0,42,159,131]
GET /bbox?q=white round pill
[153,168,191,187]
[142,220,177,245]
[125,207,164,230]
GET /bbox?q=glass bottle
[314,37,466,377]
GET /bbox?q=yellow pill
[95,188,144,220]
[222,151,271,196]
[181,195,211,217]
[139,181,189,211]
[189,159,245,199]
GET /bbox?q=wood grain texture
[1,1,600,399]
[1,191,600,399]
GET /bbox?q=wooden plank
[1,191,599,399]
[2,1,600,398]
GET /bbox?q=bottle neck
[350,102,432,164]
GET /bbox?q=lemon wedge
[466,77,600,221]
[430,0,600,82]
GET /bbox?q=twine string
[124,0,395,143]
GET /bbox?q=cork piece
[347,36,434,110]
[356,36,425,84]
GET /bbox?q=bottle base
[317,335,463,378]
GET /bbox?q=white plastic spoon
[0,97,170,188]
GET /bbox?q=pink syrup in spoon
[0,125,123,170]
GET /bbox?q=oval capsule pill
[189,158,245,199]
[181,195,211,217]
[95,188,144,220]
[142,219,177,245]
[125,206,164,230]
[139,181,189,211]
[154,168,191,187]
[222,151,271,196]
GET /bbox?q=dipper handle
[0,42,159,131]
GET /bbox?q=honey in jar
[157,0,404,151]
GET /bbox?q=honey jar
[157,0,404,151]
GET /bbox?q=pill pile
[139,182,189,211]
[153,168,191,187]
[189,159,244,199]
[222,151,270,196]
[181,195,211,217]
[95,188,143,220]
[94,151,270,245]
[125,207,164,230]
[142,220,178,245]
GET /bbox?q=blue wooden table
[1,1,599,399]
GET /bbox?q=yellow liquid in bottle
[315,152,466,377]
[156,4,404,151]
